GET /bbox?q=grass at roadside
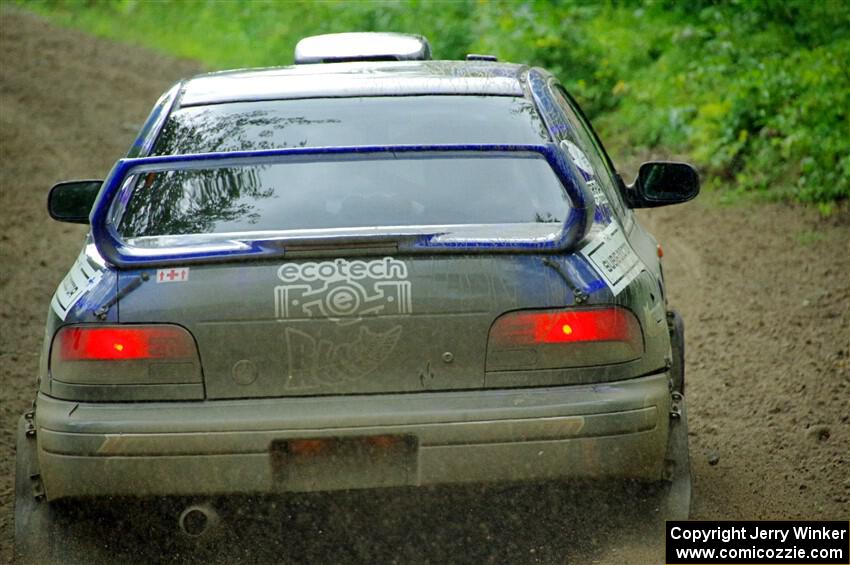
[12,0,850,206]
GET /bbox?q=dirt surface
[1,8,848,563]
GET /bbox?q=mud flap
[15,413,91,565]
[667,309,685,394]
[14,413,51,565]
[662,392,692,520]
[16,413,121,564]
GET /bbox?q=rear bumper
[35,373,672,500]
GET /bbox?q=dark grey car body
[17,50,695,561]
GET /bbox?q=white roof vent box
[294,32,432,64]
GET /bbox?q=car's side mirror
[47,180,102,224]
[627,162,699,208]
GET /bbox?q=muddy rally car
[16,32,698,561]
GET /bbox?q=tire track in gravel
[638,201,849,524]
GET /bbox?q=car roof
[178,60,528,107]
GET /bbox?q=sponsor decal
[275,257,412,323]
[156,267,189,283]
[273,257,412,389]
[561,139,610,212]
[561,139,595,176]
[586,179,608,207]
[580,223,643,295]
[50,247,104,320]
[282,325,403,390]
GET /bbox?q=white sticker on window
[561,139,595,176]
[586,179,608,207]
[580,223,643,295]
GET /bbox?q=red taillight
[56,325,196,361]
[490,308,640,347]
[50,324,202,389]
[487,307,643,371]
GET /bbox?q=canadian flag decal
[156,268,190,283]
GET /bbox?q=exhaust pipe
[178,503,220,537]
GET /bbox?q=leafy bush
[21,0,850,203]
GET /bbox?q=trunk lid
[117,253,583,398]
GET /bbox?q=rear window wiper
[541,257,588,304]
[95,272,150,320]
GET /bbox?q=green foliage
[19,0,850,204]
[19,0,478,65]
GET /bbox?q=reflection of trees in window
[152,98,551,156]
[119,166,274,237]
[533,212,561,223]
[508,99,550,141]
[153,109,341,155]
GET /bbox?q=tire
[14,414,81,565]
[663,309,691,518]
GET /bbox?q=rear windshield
[153,96,550,154]
[116,154,570,243]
